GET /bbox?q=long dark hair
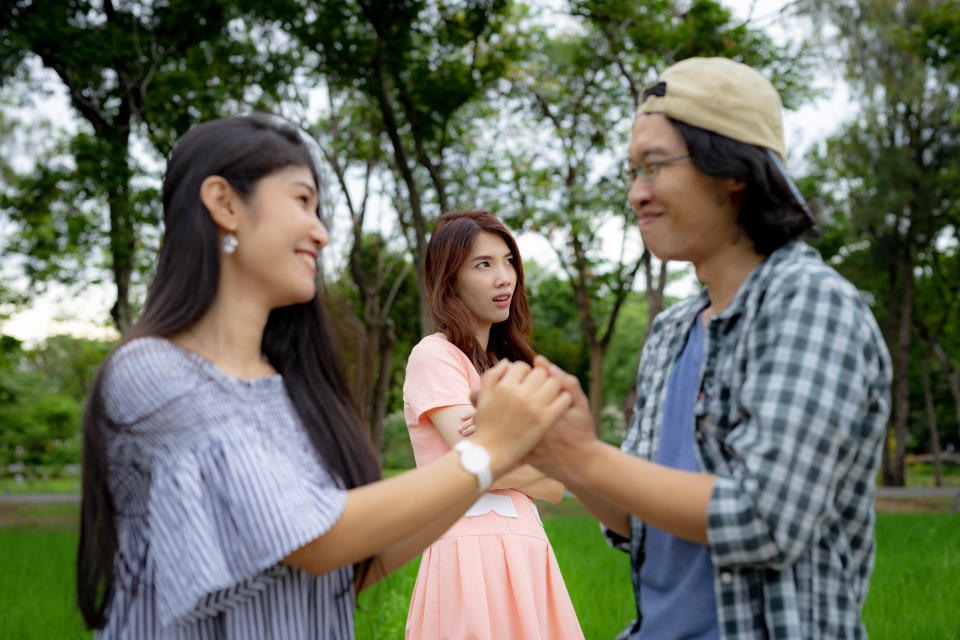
[77,114,381,628]
[424,210,535,372]
[667,119,816,255]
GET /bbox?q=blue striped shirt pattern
[96,337,354,639]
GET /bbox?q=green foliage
[290,0,518,216]
[380,410,417,470]
[25,335,114,403]
[0,334,112,472]
[526,262,590,385]
[294,0,514,138]
[602,294,651,406]
[570,0,815,105]
[339,232,422,352]
[599,405,627,446]
[325,230,421,449]
[0,132,157,290]
[916,1,960,89]
[0,0,301,329]
[802,0,960,457]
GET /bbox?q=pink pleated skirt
[405,489,584,640]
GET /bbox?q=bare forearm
[565,441,715,544]
[285,451,485,577]
[361,476,562,588]
[357,488,475,591]
[492,464,565,502]
[516,477,565,503]
[568,482,630,538]
[490,463,544,490]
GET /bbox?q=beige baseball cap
[637,57,786,162]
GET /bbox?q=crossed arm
[427,403,565,503]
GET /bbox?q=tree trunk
[369,39,432,337]
[927,338,960,447]
[356,323,378,428]
[587,341,605,433]
[623,251,668,424]
[890,236,914,487]
[107,130,135,334]
[643,251,668,337]
[881,242,900,486]
[370,320,397,455]
[415,265,432,336]
[921,356,944,486]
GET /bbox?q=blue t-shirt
[637,313,719,640]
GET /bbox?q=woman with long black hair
[76,114,570,638]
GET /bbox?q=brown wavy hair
[425,210,535,372]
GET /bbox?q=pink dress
[403,333,584,640]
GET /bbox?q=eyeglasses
[625,154,690,183]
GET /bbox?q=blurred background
[1,0,958,494]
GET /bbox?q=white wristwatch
[453,441,492,492]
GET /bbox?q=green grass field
[1,501,957,639]
[0,474,81,494]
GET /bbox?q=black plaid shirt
[609,240,892,639]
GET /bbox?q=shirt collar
[680,240,815,326]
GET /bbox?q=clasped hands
[469,356,599,488]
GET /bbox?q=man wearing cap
[526,57,892,638]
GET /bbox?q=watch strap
[453,441,493,492]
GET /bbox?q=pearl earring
[222,234,238,254]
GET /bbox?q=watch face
[458,442,490,472]
[462,448,487,472]
[455,442,492,491]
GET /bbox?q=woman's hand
[470,360,571,475]
[457,410,476,437]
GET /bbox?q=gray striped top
[96,337,354,639]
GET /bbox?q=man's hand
[523,356,600,487]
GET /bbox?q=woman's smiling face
[230,165,329,308]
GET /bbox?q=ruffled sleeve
[101,337,197,428]
[148,431,348,626]
[100,338,350,626]
[403,334,476,425]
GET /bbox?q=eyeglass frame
[625,154,691,183]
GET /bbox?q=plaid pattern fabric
[609,240,892,639]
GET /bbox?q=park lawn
[863,511,960,639]
[0,525,88,637]
[1,501,957,639]
[904,462,960,488]
[0,474,82,494]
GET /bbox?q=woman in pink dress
[403,210,584,639]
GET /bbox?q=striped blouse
[96,337,354,639]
